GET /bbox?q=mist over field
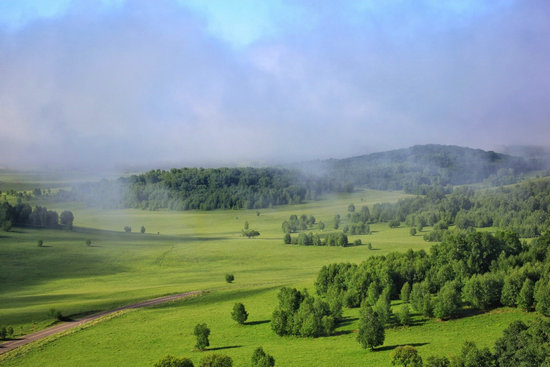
[0,0,549,170]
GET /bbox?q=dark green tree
[398,304,411,326]
[433,281,460,320]
[231,303,248,324]
[140,225,146,234]
[251,347,275,367]
[225,274,234,283]
[357,304,385,351]
[59,211,74,229]
[193,323,210,351]
[517,278,534,311]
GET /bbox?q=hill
[297,144,542,193]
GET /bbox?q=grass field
[0,187,540,366]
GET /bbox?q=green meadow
[0,188,538,366]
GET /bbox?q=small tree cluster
[271,287,336,337]
[391,345,423,367]
[281,214,316,233]
[124,226,132,233]
[199,354,232,367]
[154,355,194,367]
[0,326,14,340]
[284,232,348,247]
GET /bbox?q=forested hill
[61,167,342,211]
[298,144,542,193]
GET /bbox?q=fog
[1,0,549,171]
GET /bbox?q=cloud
[0,0,549,170]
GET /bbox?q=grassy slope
[0,188,540,366]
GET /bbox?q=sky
[0,0,549,170]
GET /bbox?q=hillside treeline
[316,230,550,319]
[0,201,74,230]
[367,177,550,237]
[305,145,542,194]
[59,167,346,210]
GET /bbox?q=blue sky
[0,0,548,169]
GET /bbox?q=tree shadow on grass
[333,330,354,336]
[453,307,485,320]
[376,342,429,352]
[336,316,358,328]
[245,320,270,326]
[207,345,242,351]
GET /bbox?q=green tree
[154,355,194,367]
[409,228,417,236]
[398,304,411,326]
[242,229,260,238]
[400,282,411,303]
[86,239,92,246]
[244,221,249,230]
[357,304,385,351]
[231,303,248,324]
[124,226,131,233]
[348,203,355,212]
[534,278,550,316]
[37,239,44,247]
[251,346,275,367]
[199,354,232,367]
[225,274,234,283]
[391,345,423,367]
[517,278,534,311]
[140,225,146,234]
[283,233,291,244]
[193,323,210,351]
[318,221,325,231]
[59,210,74,229]
[434,281,460,320]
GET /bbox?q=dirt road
[0,290,203,356]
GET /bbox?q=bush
[354,239,362,246]
[86,239,92,246]
[37,239,44,247]
[231,303,248,324]
[140,225,146,234]
[409,228,417,236]
[48,308,63,321]
[124,226,131,233]
[225,274,234,283]
[199,354,232,367]
[154,355,194,367]
[251,347,275,367]
[391,345,423,367]
[193,323,210,351]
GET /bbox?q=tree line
[355,177,550,238]
[57,167,352,211]
[0,201,74,231]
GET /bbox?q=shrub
[199,354,232,367]
[225,274,234,283]
[251,347,275,367]
[124,226,132,233]
[48,308,63,321]
[409,228,417,236]
[391,345,423,367]
[37,239,44,247]
[154,355,194,367]
[86,239,92,246]
[140,225,146,234]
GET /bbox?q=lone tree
[357,304,385,351]
[231,303,249,324]
[225,273,234,283]
[251,347,275,367]
[193,323,210,351]
[140,225,146,234]
[86,239,92,246]
[124,226,131,233]
[37,239,44,247]
[154,355,194,367]
[242,229,260,238]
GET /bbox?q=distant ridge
[296,144,542,193]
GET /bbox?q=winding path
[0,290,203,356]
